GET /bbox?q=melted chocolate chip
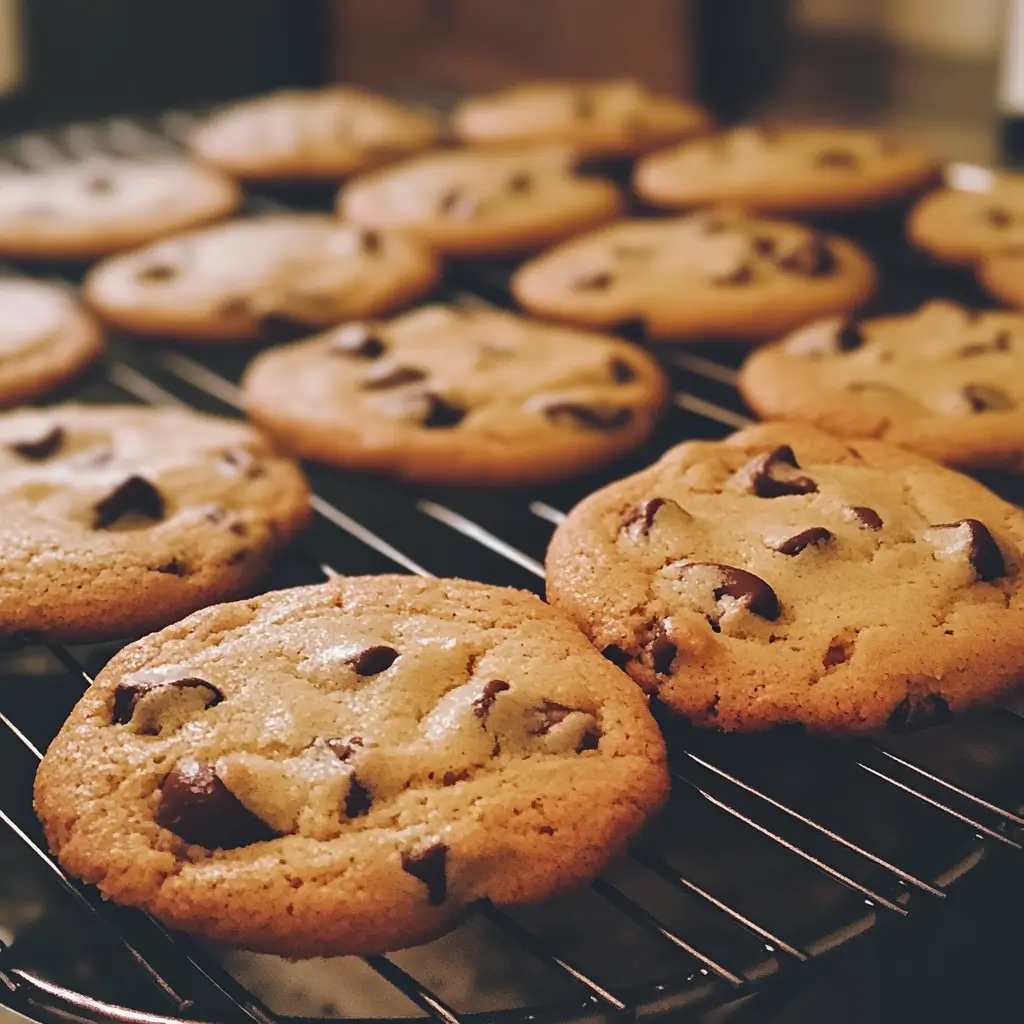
[438,187,479,220]
[772,526,833,555]
[775,235,836,277]
[401,842,448,904]
[362,365,427,390]
[929,519,1006,581]
[326,735,364,762]
[837,321,864,351]
[813,149,861,168]
[846,505,883,530]
[823,641,849,667]
[601,644,630,668]
[443,770,470,786]
[736,445,817,498]
[571,270,613,292]
[136,263,178,283]
[10,426,64,461]
[680,562,781,620]
[93,476,164,529]
[258,314,313,344]
[609,357,638,383]
[344,775,372,818]
[154,558,190,576]
[507,172,533,194]
[963,383,1016,412]
[472,679,510,721]
[622,497,682,538]
[112,677,222,730]
[887,692,951,733]
[155,760,277,848]
[544,403,633,430]
[359,229,382,254]
[420,393,467,428]
[348,645,399,676]
[986,207,1013,228]
[711,262,754,286]
[329,323,386,359]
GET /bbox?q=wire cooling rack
[0,113,1023,1024]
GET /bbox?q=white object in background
[1000,0,1024,114]
[0,0,23,96]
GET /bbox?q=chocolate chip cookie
[0,278,104,407]
[738,301,1024,471]
[0,159,240,261]
[546,423,1024,734]
[189,86,440,182]
[452,79,711,159]
[511,209,877,343]
[908,174,1024,265]
[0,404,310,641]
[635,125,939,215]
[34,575,669,956]
[242,304,668,485]
[338,147,623,258]
[83,215,439,343]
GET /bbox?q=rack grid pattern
[0,114,1023,1024]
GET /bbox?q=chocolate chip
[10,426,64,461]
[846,505,883,530]
[438,187,479,220]
[609,357,637,383]
[155,759,277,848]
[837,320,864,351]
[600,644,630,668]
[112,677,223,730]
[710,262,754,286]
[734,445,817,498]
[578,728,600,751]
[154,558,190,576]
[986,206,1013,228]
[326,735,364,762]
[348,645,399,676]
[507,172,533,194]
[963,384,1015,412]
[359,229,382,254]
[344,775,372,818]
[887,692,951,733]
[84,174,115,195]
[544,403,633,430]
[401,842,448,904]
[443,770,470,786]
[329,323,386,359]
[472,679,510,721]
[621,497,685,539]
[219,447,264,479]
[772,526,833,555]
[93,476,164,529]
[420,393,467,428]
[136,263,177,283]
[258,314,312,344]
[679,562,781,620]
[823,641,849,667]
[571,270,613,291]
[362,365,427,390]
[775,234,836,276]
[813,149,861,168]
[928,519,1006,581]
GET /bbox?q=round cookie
[338,147,623,258]
[975,247,1024,310]
[907,174,1024,265]
[34,575,669,957]
[546,423,1024,735]
[0,278,105,407]
[452,79,710,159]
[0,404,310,642]
[242,304,668,486]
[83,215,440,343]
[189,87,440,182]
[511,208,878,343]
[738,301,1024,472]
[635,125,940,215]
[0,159,240,261]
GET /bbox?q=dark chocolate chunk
[544,403,633,430]
[600,644,630,668]
[735,445,817,498]
[438,187,479,220]
[986,206,1013,228]
[136,263,178,283]
[929,519,1006,581]
[772,526,833,555]
[571,270,613,291]
[962,383,1015,412]
[362,364,427,390]
[258,314,313,344]
[401,842,448,904]
[609,357,637,383]
[359,229,382,254]
[348,645,399,676]
[507,171,533,194]
[93,476,165,529]
[621,497,685,538]
[679,562,781,621]
[112,677,222,729]
[472,679,510,721]
[813,149,861,168]
[326,735,364,762]
[420,393,467,428]
[887,692,951,733]
[578,727,600,750]
[344,775,372,818]
[837,320,864,351]
[10,426,64,461]
[846,505,883,530]
[329,323,386,359]
[442,770,470,786]
[775,234,836,276]
[155,759,277,848]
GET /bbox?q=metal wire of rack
[0,113,1023,1024]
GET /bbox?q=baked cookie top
[546,423,1024,735]
[635,125,939,214]
[0,278,105,407]
[0,159,240,260]
[908,174,1024,265]
[83,214,439,343]
[975,246,1024,311]
[242,304,668,486]
[34,575,669,957]
[0,404,309,641]
[511,209,877,342]
[452,79,710,158]
[738,301,1024,471]
[338,147,623,257]
[189,86,440,181]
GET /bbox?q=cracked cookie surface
[0,403,310,641]
[34,576,668,956]
[242,304,668,486]
[738,301,1024,471]
[546,424,1024,734]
